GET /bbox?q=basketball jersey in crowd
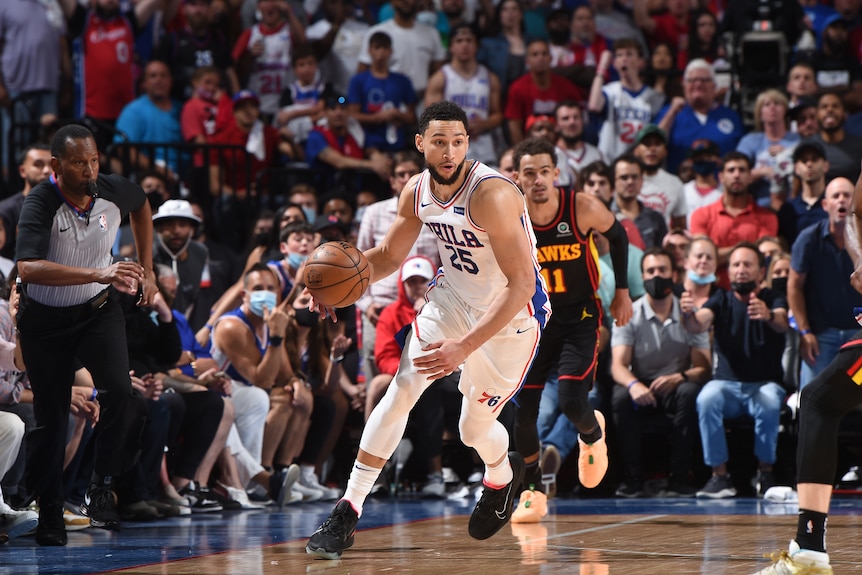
[597,82,664,162]
[72,11,136,120]
[414,160,550,327]
[210,308,267,386]
[441,64,496,163]
[247,23,292,115]
[531,188,601,308]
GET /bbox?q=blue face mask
[301,207,316,223]
[287,252,308,269]
[248,290,277,317]
[687,269,716,285]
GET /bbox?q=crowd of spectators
[2,0,862,542]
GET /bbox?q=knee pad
[558,379,594,431]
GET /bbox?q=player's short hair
[512,137,557,171]
[418,101,468,135]
[51,124,95,159]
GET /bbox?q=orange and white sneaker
[578,410,608,489]
[511,488,548,523]
[511,522,548,565]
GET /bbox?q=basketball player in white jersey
[425,24,502,165]
[307,101,551,559]
[588,38,664,162]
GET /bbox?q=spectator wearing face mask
[681,243,790,499]
[610,247,711,498]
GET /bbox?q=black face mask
[254,231,271,247]
[731,280,757,296]
[294,307,319,328]
[644,276,674,300]
[692,160,718,177]
[771,277,788,295]
[147,191,165,212]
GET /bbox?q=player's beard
[561,133,583,147]
[428,159,465,186]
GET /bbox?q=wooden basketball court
[5,496,862,574]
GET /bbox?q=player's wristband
[627,380,639,390]
[268,336,284,347]
[91,388,98,401]
[800,329,811,336]
[330,354,344,364]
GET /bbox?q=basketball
[304,241,371,308]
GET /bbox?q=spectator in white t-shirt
[632,125,686,229]
[683,139,722,227]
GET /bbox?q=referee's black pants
[18,289,147,507]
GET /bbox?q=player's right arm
[364,175,425,284]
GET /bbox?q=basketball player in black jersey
[509,137,632,521]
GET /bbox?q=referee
[16,125,157,546]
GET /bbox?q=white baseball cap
[401,257,434,282]
[152,199,201,224]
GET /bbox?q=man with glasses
[657,59,743,174]
[356,150,441,380]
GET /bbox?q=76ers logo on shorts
[478,389,502,408]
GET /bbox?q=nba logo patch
[99,214,107,232]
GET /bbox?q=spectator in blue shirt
[347,31,417,153]
[114,60,183,179]
[656,59,743,174]
[788,176,862,388]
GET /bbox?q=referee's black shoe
[81,481,121,531]
[468,451,526,540]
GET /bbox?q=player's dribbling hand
[303,287,337,323]
[414,339,466,381]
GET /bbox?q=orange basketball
[304,241,371,308]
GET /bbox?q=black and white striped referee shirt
[16,173,145,307]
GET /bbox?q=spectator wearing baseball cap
[683,139,723,226]
[152,199,211,319]
[784,140,829,243]
[633,124,687,230]
[788,96,819,138]
[313,214,351,243]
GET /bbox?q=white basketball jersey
[413,161,550,325]
[248,24,293,115]
[597,82,664,161]
[442,64,496,163]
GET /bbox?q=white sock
[483,456,513,489]
[342,461,382,517]
[300,464,316,479]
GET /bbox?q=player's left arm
[576,192,632,325]
[412,182,535,380]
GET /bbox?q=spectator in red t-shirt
[181,67,222,150]
[208,90,298,198]
[634,0,690,69]
[505,38,584,145]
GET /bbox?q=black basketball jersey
[531,188,600,308]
